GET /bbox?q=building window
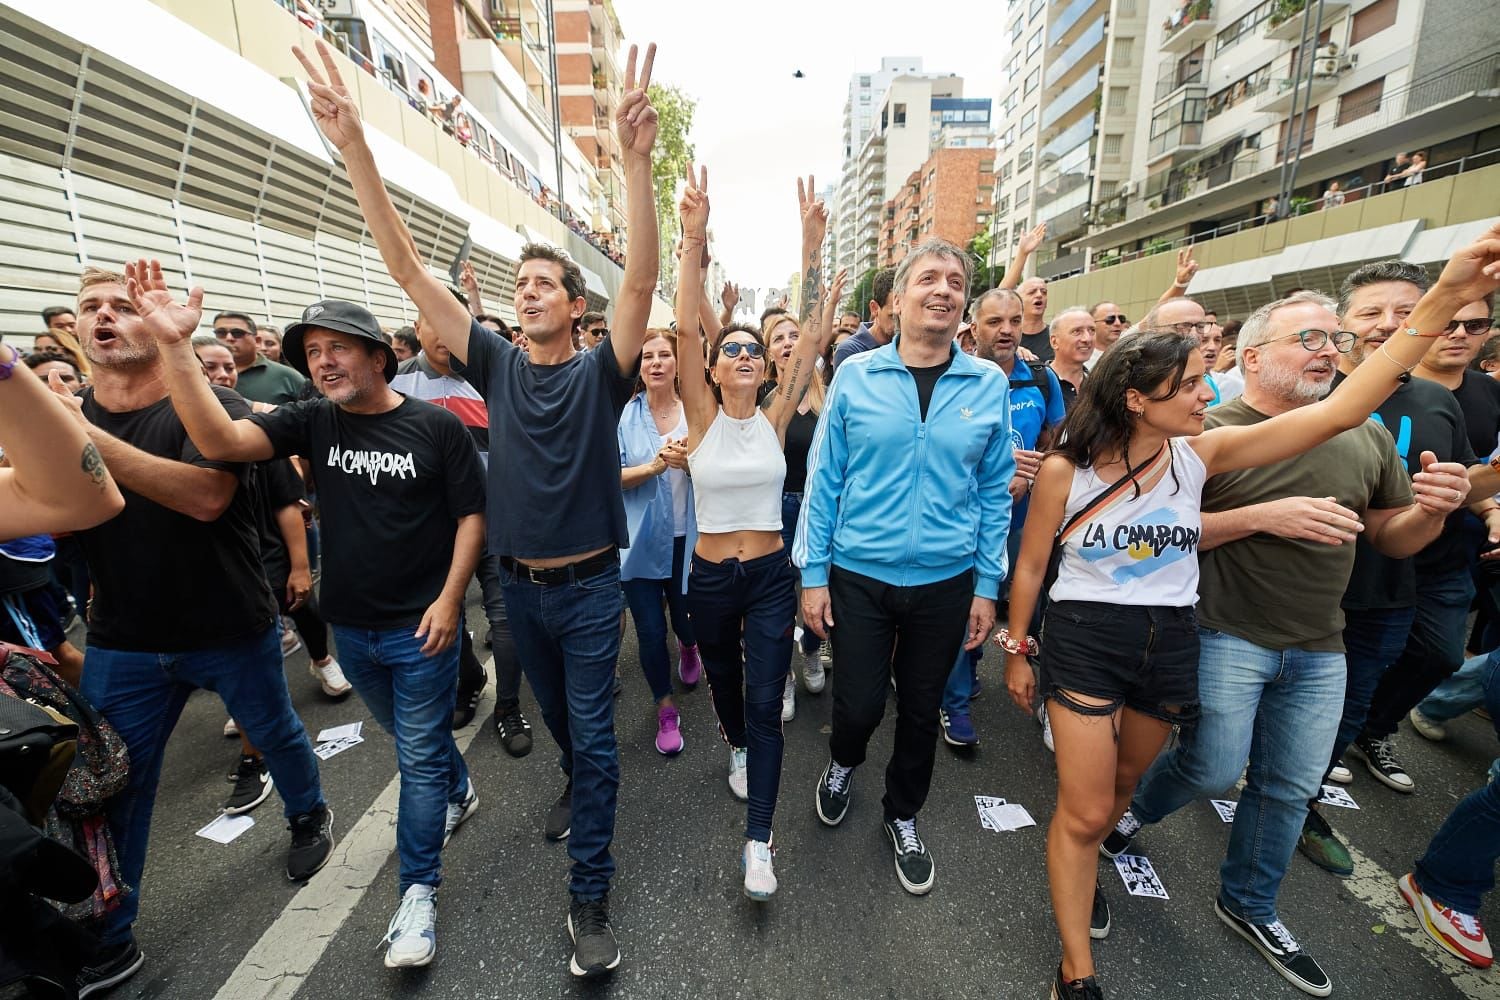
[893,103,907,126]
[1337,76,1385,126]
[1002,125,1016,147]
[1351,0,1398,44]
[1020,108,1036,134]
[1215,1,1273,55]
[1027,28,1044,58]
[1206,63,1273,119]
[1108,87,1129,115]
[1099,180,1119,200]
[1025,68,1040,96]
[1011,18,1024,42]
[1103,133,1123,158]
[998,160,1013,182]
[1114,37,1133,67]
[1016,182,1031,206]
[1117,0,1136,14]
[1018,148,1033,170]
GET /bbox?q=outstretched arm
[767,177,837,435]
[459,261,485,318]
[1000,223,1046,289]
[610,44,661,373]
[675,163,716,444]
[1157,247,1198,304]
[719,281,739,328]
[293,41,473,363]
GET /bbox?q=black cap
[283,300,398,382]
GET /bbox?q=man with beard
[1103,290,1474,997]
[938,288,1063,749]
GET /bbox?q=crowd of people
[3,34,1500,1000]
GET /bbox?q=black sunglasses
[587,327,609,339]
[1098,314,1128,325]
[719,341,766,360]
[1444,318,1494,336]
[214,327,256,339]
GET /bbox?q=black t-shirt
[452,318,639,559]
[782,407,820,494]
[1020,328,1054,365]
[250,396,486,628]
[907,358,953,422]
[1334,374,1477,609]
[1048,363,1084,411]
[77,386,276,651]
[1451,369,1500,462]
[254,457,307,591]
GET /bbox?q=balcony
[1265,0,1349,41]
[1148,86,1206,161]
[1044,15,1106,93]
[1041,67,1102,131]
[1160,0,1215,54]
[1048,0,1105,48]
[1254,72,1338,114]
[1155,56,1208,103]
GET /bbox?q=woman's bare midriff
[694,529,784,564]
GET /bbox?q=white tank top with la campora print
[687,408,787,534]
[1048,437,1206,607]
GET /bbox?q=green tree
[647,83,697,281]
[967,231,994,299]
[844,266,877,320]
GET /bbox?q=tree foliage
[647,83,697,281]
[967,231,995,300]
[844,267,877,320]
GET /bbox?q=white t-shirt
[666,409,689,536]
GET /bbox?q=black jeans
[827,565,972,821]
[688,550,796,843]
[1363,565,1473,740]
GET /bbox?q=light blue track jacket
[793,338,1016,599]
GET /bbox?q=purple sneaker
[678,643,703,687]
[655,705,684,756]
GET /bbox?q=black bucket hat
[283,300,397,382]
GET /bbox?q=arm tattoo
[780,357,805,401]
[81,441,108,491]
[799,260,822,323]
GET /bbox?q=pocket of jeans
[1055,603,1120,629]
[575,566,621,593]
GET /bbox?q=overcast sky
[610,0,1008,289]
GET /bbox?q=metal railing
[1161,0,1213,42]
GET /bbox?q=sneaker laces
[572,898,609,937]
[732,747,748,771]
[498,706,527,737]
[1439,904,1484,937]
[825,761,853,794]
[1367,737,1402,769]
[1116,810,1142,838]
[1264,920,1301,954]
[891,817,922,854]
[288,809,326,848]
[747,840,774,865]
[231,756,264,793]
[384,891,435,946]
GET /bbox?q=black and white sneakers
[286,805,335,881]
[567,894,621,978]
[883,816,935,895]
[76,935,145,998]
[1090,882,1111,940]
[1351,734,1414,793]
[1100,809,1141,859]
[224,753,274,815]
[815,759,855,826]
[1215,898,1332,997]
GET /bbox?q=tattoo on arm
[799,260,822,323]
[81,441,107,491]
[780,357,805,401]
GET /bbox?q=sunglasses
[1443,318,1494,336]
[718,341,766,360]
[214,327,256,339]
[1098,314,1128,325]
[587,327,609,339]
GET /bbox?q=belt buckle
[526,564,548,585]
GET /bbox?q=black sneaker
[815,759,855,826]
[883,816,935,895]
[567,894,620,978]
[495,702,533,758]
[544,780,572,841]
[1214,897,1332,997]
[1051,963,1104,1000]
[1091,881,1111,939]
[452,670,487,729]
[224,754,274,815]
[1351,734,1414,793]
[77,935,145,998]
[1100,809,1141,858]
[286,805,335,881]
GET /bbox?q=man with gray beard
[1101,290,1473,997]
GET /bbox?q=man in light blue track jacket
[793,237,1015,897]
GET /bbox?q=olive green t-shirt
[1198,397,1412,652]
[237,356,308,405]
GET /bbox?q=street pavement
[90,595,1498,1000]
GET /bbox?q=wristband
[993,627,1038,656]
[1402,326,1441,338]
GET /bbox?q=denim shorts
[1039,601,1200,723]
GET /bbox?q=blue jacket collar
[865,335,984,375]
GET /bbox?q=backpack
[1008,362,1055,409]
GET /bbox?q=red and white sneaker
[1399,872,1493,968]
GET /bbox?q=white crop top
[1048,438,1206,608]
[687,409,786,533]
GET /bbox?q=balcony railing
[1160,0,1214,52]
[1043,16,1106,91]
[1155,58,1207,103]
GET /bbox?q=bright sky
[611,0,1007,290]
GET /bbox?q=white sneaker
[223,717,239,738]
[280,628,303,658]
[727,746,749,801]
[781,673,796,722]
[383,884,437,968]
[1036,702,1054,753]
[443,780,479,846]
[310,657,352,697]
[1408,707,1447,742]
[802,648,826,694]
[1327,759,1354,785]
[742,839,777,900]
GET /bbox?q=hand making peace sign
[616,43,659,159]
[293,40,366,151]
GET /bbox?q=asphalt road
[85,594,1499,1000]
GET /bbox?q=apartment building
[1083,0,1500,262]
[553,0,626,235]
[832,58,924,278]
[877,147,996,268]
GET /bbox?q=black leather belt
[501,548,618,586]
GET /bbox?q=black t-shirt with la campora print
[452,318,639,560]
[76,385,276,652]
[250,396,486,629]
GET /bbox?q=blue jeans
[1131,628,1345,923]
[1414,660,1500,913]
[331,624,469,896]
[621,535,697,702]
[1364,566,1474,740]
[81,625,324,946]
[780,492,821,656]
[475,552,521,707]
[1329,606,1415,770]
[941,642,982,714]
[500,560,622,900]
[1419,649,1500,783]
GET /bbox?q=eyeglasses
[1265,329,1358,353]
[718,341,765,360]
[1443,318,1494,336]
[1169,321,1212,336]
[214,327,256,339]
[1098,314,1128,325]
[587,328,609,339]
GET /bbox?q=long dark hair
[1055,330,1198,491]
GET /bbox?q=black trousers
[827,565,972,821]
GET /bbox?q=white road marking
[210,661,493,1000]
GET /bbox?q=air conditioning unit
[1118,181,1135,197]
[1313,57,1340,77]
[1315,43,1340,59]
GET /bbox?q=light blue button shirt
[618,393,696,590]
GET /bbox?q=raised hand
[293,40,366,150]
[616,43,659,159]
[460,260,479,297]
[678,160,709,236]
[1018,222,1047,255]
[721,281,739,312]
[1174,247,1199,287]
[124,259,203,346]
[818,267,849,337]
[797,175,828,248]
[1433,218,1500,307]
